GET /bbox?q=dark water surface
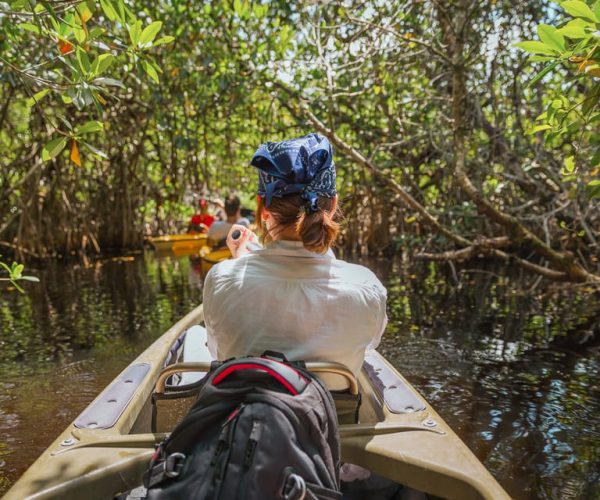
[0,252,599,499]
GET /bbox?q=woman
[203,133,387,375]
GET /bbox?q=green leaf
[279,25,293,49]
[26,89,50,106]
[586,179,600,198]
[18,22,41,34]
[89,26,105,40]
[91,53,114,75]
[128,21,142,46]
[556,26,590,38]
[527,61,559,87]
[564,155,575,173]
[537,24,565,52]
[94,77,125,88]
[11,263,24,280]
[140,21,162,46]
[153,36,174,46]
[76,48,91,74]
[141,60,159,83]
[596,0,600,20]
[514,41,558,56]
[99,0,117,21]
[81,141,109,159]
[19,276,40,282]
[530,124,553,134]
[234,0,244,16]
[74,26,87,45]
[115,0,127,23]
[562,0,598,21]
[76,120,104,135]
[557,19,593,38]
[57,115,73,131]
[42,137,68,161]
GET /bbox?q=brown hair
[257,195,340,254]
[224,194,241,217]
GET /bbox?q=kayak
[147,234,208,253]
[5,305,510,499]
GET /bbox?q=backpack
[143,353,342,500]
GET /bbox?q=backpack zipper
[243,419,261,468]
[209,404,245,495]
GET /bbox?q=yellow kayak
[147,234,208,253]
[198,245,231,276]
[6,305,510,499]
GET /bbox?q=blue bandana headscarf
[250,133,337,213]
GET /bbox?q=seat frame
[154,361,359,395]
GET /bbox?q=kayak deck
[6,305,510,500]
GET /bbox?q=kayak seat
[152,335,361,432]
[179,325,211,385]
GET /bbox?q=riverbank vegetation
[1,0,599,282]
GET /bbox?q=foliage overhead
[0,0,598,282]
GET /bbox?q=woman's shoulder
[205,253,255,283]
[331,259,386,292]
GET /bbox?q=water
[0,253,599,499]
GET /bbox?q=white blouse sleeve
[366,280,388,351]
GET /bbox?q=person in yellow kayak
[187,198,215,233]
[206,193,250,246]
[202,133,387,375]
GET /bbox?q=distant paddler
[206,194,250,247]
[187,198,216,234]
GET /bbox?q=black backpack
[144,353,342,500]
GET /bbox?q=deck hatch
[363,354,425,414]
[75,363,150,430]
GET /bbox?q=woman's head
[251,133,339,253]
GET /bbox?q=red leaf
[58,40,74,55]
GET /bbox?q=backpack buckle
[165,452,186,478]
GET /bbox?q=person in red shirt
[188,199,215,233]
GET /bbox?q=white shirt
[203,240,387,374]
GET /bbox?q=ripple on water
[379,298,600,500]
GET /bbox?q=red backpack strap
[211,357,309,395]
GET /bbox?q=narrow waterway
[0,252,598,499]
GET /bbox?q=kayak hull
[5,305,510,500]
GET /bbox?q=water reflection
[0,253,202,494]
[0,254,598,499]
[373,259,600,500]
